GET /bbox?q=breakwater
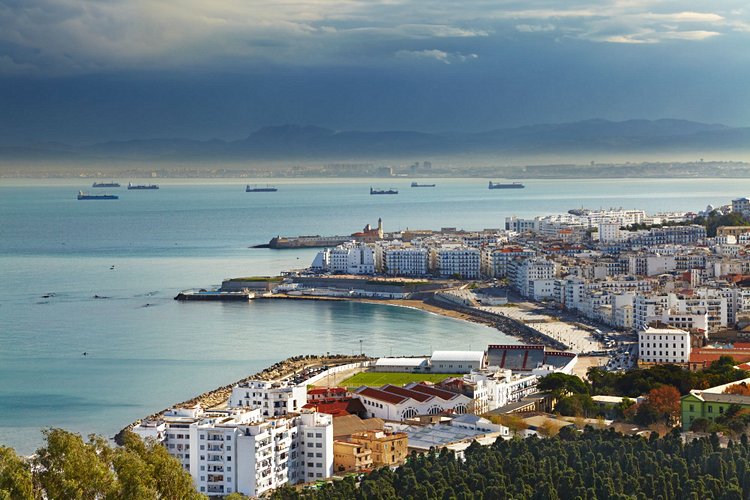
[425,295,568,351]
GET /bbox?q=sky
[1,0,749,144]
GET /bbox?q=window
[307,462,314,467]
[689,404,695,412]
[200,434,205,440]
[227,446,231,451]
[720,407,725,414]
[315,433,322,438]
[316,443,322,448]
[200,466,205,471]
[708,405,713,413]
[316,452,322,458]
[307,452,314,457]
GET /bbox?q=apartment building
[638,326,691,365]
[229,380,307,417]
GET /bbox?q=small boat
[246,185,278,192]
[370,187,398,195]
[488,181,524,189]
[127,182,159,190]
[411,182,436,188]
[78,191,118,200]
[92,181,120,188]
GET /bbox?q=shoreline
[116,293,567,444]
[257,293,567,350]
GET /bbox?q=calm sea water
[2,177,749,454]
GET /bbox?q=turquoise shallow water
[2,177,750,454]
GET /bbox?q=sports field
[339,371,461,388]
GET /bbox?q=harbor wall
[300,360,375,386]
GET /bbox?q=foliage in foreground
[588,356,748,398]
[0,429,203,500]
[272,428,750,500]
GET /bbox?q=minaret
[377,218,383,239]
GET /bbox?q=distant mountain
[2,119,748,161]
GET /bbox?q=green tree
[33,429,118,500]
[0,446,33,500]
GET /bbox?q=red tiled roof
[733,343,750,350]
[356,387,408,405]
[379,384,432,403]
[689,351,750,364]
[406,383,458,401]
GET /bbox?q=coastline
[256,293,567,349]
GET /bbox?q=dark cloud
[0,0,748,143]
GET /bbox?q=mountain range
[2,119,749,162]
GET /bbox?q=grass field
[340,371,462,388]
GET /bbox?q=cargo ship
[411,182,436,188]
[246,185,278,192]
[127,182,159,190]
[78,191,118,200]
[92,181,120,188]
[488,181,524,189]
[370,187,398,195]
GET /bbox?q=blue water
[2,177,750,454]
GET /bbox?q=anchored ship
[78,191,118,200]
[246,184,278,192]
[92,181,120,188]
[370,187,398,195]
[127,182,159,190]
[488,181,525,189]
[411,182,436,187]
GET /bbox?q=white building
[378,244,430,276]
[134,408,334,497]
[229,380,307,417]
[430,351,486,373]
[310,243,375,275]
[354,383,471,420]
[510,258,557,298]
[638,326,691,365]
[432,246,481,279]
[481,246,536,278]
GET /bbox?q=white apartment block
[378,244,430,276]
[229,380,307,417]
[481,246,536,278]
[638,326,690,365]
[135,408,333,497]
[510,258,557,298]
[310,243,375,275]
[432,246,481,279]
[732,197,750,217]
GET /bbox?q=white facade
[638,326,691,364]
[354,384,471,421]
[135,408,333,497]
[481,246,536,278]
[430,351,486,373]
[379,244,430,276]
[432,246,481,279]
[510,258,557,298]
[311,243,375,275]
[229,380,307,417]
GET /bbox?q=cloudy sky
[1,0,749,144]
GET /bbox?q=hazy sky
[1,0,749,144]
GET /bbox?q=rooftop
[430,351,485,363]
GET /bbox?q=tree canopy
[273,428,750,500]
[0,429,203,500]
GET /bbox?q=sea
[1,176,748,454]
